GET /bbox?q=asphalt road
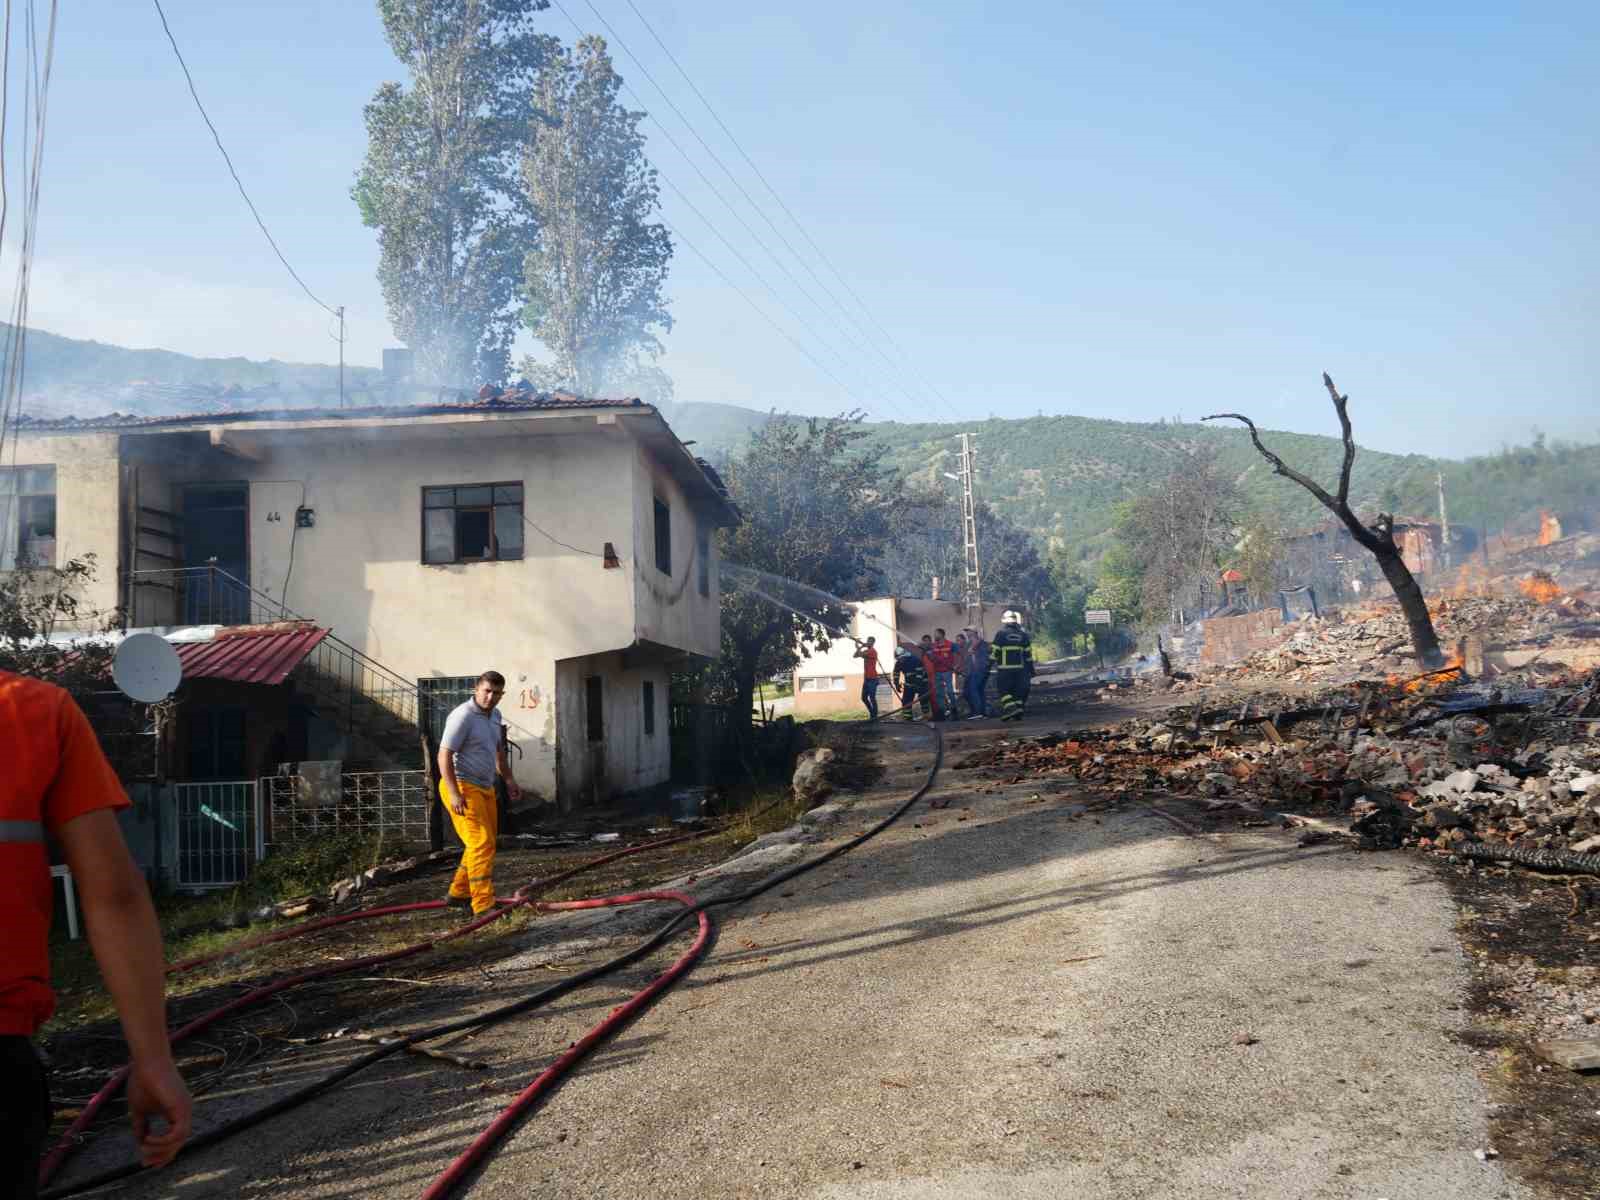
[66,718,1522,1200]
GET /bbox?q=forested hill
[10,324,1592,545]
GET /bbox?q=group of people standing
[852,611,1033,724]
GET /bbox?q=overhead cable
[150,0,337,318]
[547,0,895,419]
[579,0,931,421]
[615,0,967,423]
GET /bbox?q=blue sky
[10,0,1597,456]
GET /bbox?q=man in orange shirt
[851,637,882,720]
[1,670,191,1196]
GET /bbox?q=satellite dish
[112,633,182,703]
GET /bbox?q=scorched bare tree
[1204,373,1444,668]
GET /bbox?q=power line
[150,0,337,319]
[576,0,933,423]
[614,0,967,424]
[546,0,880,415]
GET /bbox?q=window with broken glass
[422,483,524,564]
[0,465,56,569]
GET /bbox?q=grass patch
[46,833,395,1034]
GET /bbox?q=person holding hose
[851,636,882,721]
[438,671,520,916]
[992,610,1035,722]
[2,670,192,1197]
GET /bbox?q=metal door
[173,780,256,889]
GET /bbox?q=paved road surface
[69,720,1520,1199]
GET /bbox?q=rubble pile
[961,669,1600,857]
[1210,593,1597,686]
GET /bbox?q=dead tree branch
[1204,374,1444,668]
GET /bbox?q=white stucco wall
[630,443,721,658]
[555,651,671,803]
[26,411,723,803]
[5,431,123,623]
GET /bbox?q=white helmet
[1002,610,1022,625]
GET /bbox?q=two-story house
[8,390,737,814]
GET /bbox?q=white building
[7,391,737,809]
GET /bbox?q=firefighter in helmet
[992,610,1034,722]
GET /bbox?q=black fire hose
[44,723,944,1200]
[1455,840,1600,875]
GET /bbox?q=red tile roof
[175,624,330,686]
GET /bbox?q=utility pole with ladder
[955,433,982,627]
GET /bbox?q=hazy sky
[11,1,1598,456]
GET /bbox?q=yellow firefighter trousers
[442,779,498,914]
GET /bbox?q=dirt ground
[40,687,1598,1199]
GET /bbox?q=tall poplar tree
[353,1,554,386]
[518,36,672,397]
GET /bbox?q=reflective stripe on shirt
[0,819,44,842]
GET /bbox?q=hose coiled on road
[1455,840,1600,874]
[43,723,945,1200]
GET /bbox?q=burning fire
[1519,570,1561,604]
[1387,649,1465,693]
[1538,510,1563,546]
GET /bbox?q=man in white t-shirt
[437,671,520,914]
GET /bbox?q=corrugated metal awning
[174,624,330,686]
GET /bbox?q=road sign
[1085,609,1112,626]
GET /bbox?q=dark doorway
[187,705,249,779]
[183,484,249,623]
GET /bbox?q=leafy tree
[875,490,1056,608]
[1088,539,1143,626]
[1038,548,1093,651]
[353,0,554,386]
[1230,515,1285,607]
[1,555,110,682]
[1113,449,1243,624]
[516,36,672,397]
[705,414,903,738]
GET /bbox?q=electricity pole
[956,433,982,627]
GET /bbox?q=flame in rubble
[1387,649,1465,693]
[1519,570,1561,604]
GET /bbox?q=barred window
[422,483,523,564]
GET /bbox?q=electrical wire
[546,0,893,419]
[149,0,337,319]
[582,0,950,426]
[575,0,928,422]
[612,0,967,423]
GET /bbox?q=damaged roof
[17,384,738,518]
[11,385,645,431]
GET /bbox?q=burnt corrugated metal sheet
[175,626,330,686]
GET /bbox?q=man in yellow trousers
[437,671,520,915]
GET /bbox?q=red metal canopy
[174,624,329,686]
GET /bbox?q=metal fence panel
[173,781,256,890]
[262,769,431,852]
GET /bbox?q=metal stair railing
[126,564,540,772]
[127,565,432,741]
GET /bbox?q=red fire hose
[39,829,707,1188]
[419,891,711,1199]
